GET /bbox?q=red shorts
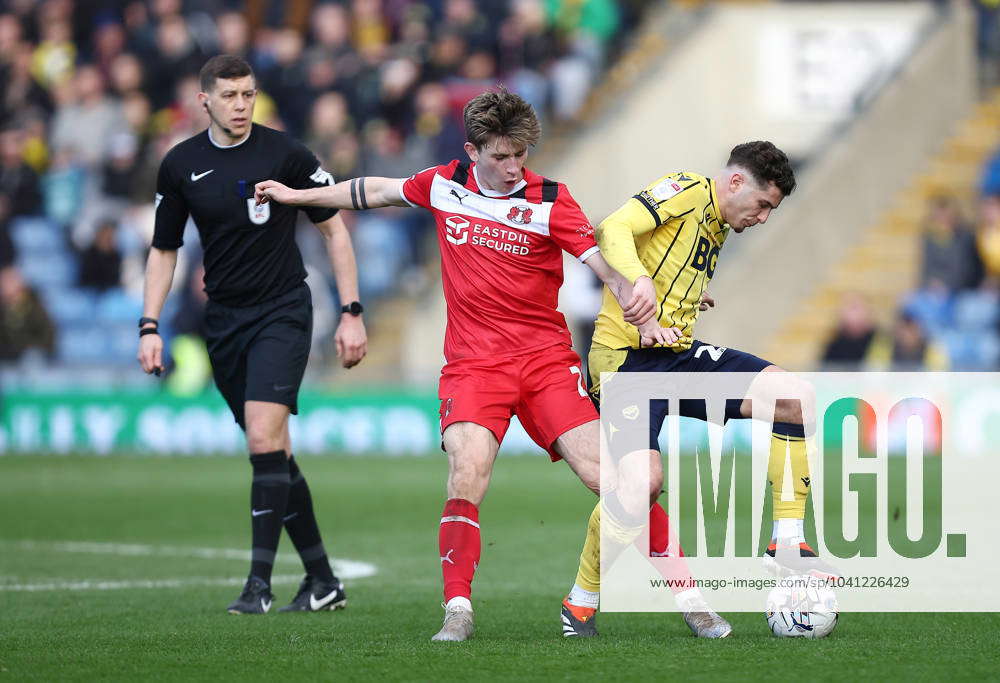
[438,344,598,461]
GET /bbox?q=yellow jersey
[594,172,729,351]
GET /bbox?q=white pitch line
[1,540,377,581]
[0,574,305,593]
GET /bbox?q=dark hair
[463,86,540,150]
[727,141,796,197]
[199,54,254,93]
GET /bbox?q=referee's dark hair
[727,141,796,197]
[199,54,254,93]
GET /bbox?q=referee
[136,55,367,614]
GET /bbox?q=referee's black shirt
[151,123,337,307]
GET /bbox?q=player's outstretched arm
[314,214,367,369]
[582,251,656,325]
[137,247,178,375]
[255,177,409,210]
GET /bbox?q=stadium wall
[697,1,975,358]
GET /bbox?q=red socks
[439,498,481,603]
[644,501,694,595]
[648,501,684,557]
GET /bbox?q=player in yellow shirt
[561,141,838,638]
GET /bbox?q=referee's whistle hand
[137,334,165,376]
[335,316,368,369]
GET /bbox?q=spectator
[0,264,56,362]
[144,14,203,110]
[109,52,145,97]
[918,195,982,292]
[0,0,657,374]
[867,311,949,371]
[443,0,493,53]
[49,64,127,170]
[1,40,54,122]
[821,294,877,369]
[0,125,43,218]
[0,195,15,268]
[546,0,620,121]
[91,20,127,77]
[31,15,75,89]
[977,194,1000,281]
[305,91,354,155]
[79,219,122,292]
[215,11,251,60]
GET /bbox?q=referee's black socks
[285,456,336,583]
[248,450,291,586]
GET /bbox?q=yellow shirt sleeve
[597,174,707,284]
[596,198,656,284]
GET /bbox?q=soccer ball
[765,575,839,638]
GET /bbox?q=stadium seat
[9,216,64,254]
[57,323,110,364]
[95,288,143,322]
[40,287,98,325]
[954,290,1000,330]
[105,322,141,363]
[17,251,77,288]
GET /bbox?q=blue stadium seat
[57,324,110,364]
[954,291,999,331]
[105,322,140,363]
[95,288,143,322]
[40,287,98,325]
[10,216,64,254]
[17,251,77,288]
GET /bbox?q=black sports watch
[341,301,364,316]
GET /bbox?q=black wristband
[139,327,160,337]
[341,301,364,316]
[138,316,159,329]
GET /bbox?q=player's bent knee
[646,450,664,502]
[760,366,814,426]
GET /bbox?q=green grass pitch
[1,455,997,681]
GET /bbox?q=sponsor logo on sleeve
[649,178,685,202]
[309,166,334,186]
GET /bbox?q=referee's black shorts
[204,284,313,429]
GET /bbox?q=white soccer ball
[765,575,839,638]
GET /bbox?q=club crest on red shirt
[507,205,533,225]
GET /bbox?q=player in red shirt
[255,88,664,641]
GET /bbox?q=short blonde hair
[462,86,540,151]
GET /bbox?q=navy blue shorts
[591,340,771,452]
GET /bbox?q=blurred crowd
[0,0,650,369]
[821,155,1000,370]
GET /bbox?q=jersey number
[569,366,587,397]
